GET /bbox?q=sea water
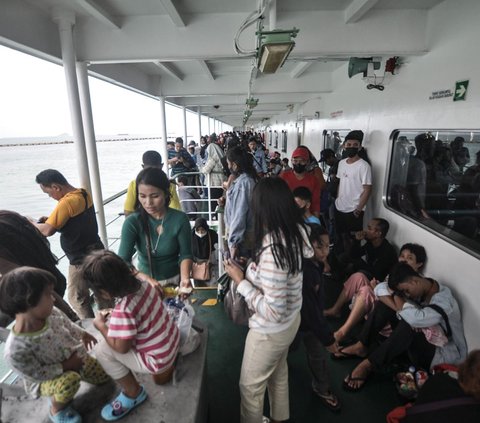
[1,138,165,254]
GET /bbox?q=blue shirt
[251,148,267,174]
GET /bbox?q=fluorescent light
[256,29,299,74]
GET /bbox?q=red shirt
[280,170,322,214]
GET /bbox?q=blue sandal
[48,405,82,423]
[101,386,147,421]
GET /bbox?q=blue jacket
[224,173,255,249]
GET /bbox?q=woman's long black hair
[0,210,66,296]
[226,145,258,181]
[134,167,171,258]
[252,178,306,274]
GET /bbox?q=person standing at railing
[124,151,181,217]
[200,134,226,215]
[223,146,257,259]
[118,167,193,294]
[34,169,111,319]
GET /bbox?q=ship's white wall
[264,0,480,350]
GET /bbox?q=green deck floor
[192,288,402,423]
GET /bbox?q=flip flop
[312,386,342,412]
[342,372,369,392]
[101,385,148,421]
[330,347,364,361]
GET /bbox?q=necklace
[151,213,167,254]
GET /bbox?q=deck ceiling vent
[257,29,299,74]
[348,57,381,78]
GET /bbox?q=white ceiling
[0,0,445,126]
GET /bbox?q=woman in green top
[118,167,193,292]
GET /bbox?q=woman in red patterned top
[81,250,180,421]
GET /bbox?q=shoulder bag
[224,279,252,326]
[191,232,211,281]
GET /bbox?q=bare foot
[344,359,372,391]
[324,307,341,318]
[339,342,368,357]
[334,328,346,343]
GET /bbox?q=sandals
[330,347,364,361]
[312,386,341,412]
[48,405,82,423]
[101,385,148,421]
[342,371,370,392]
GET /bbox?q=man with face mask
[334,130,372,256]
[280,147,322,217]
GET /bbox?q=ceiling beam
[159,0,186,27]
[154,61,184,81]
[345,0,380,24]
[76,0,121,29]
[198,60,215,80]
[290,62,312,79]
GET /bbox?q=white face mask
[195,230,207,238]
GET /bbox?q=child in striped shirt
[81,250,180,421]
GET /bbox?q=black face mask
[293,163,306,174]
[344,147,359,158]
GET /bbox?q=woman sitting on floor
[339,262,467,391]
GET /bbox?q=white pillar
[52,10,91,192]
[269,0,277,30]
[76,61,108,247]
[159,96,169,172]
[207,116,211,135]
[197,106,202,141]
[182,106,188,146]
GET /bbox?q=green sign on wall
[453,80,469,101]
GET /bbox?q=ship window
[386,130,480,257]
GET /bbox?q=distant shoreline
[0,136,165,147]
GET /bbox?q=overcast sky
[0,45,228,140]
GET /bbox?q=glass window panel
[386,129,480,257]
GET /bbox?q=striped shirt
[237,226,314,334]
[108,281,180,373]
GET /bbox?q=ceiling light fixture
[257,28,299,74]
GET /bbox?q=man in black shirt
[325,218,397,343]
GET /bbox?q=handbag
[192,261,211,281]
[223,277,252,326]
[191,232,211,281]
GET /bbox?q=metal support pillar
[76,61,108,248]
[159,97,169,172]
[208,117,211,135]
[52,9,91,193]
[197,106,202,141]
[182,106,188,146]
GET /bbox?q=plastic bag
[165,298,200,356]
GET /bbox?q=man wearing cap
[334,130,372,255]
[124,150,181,216]
[280,147,322,217]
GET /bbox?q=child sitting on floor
[0,267,109,423]
[81,250,180,421]
[293,186,322,225]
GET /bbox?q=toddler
[0,267,109,423]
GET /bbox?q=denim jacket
[224,173,255,249]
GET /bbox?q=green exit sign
[453,80,469,101]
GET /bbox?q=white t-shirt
[335,158,372,212]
